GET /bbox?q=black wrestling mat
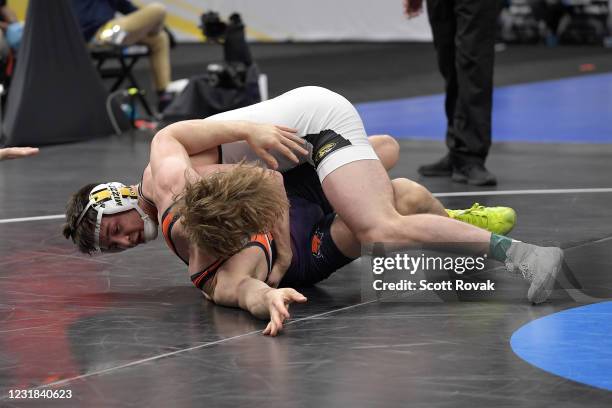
[1,135,611,407]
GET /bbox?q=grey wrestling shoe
[505,243,564,304]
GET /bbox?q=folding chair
[90,43,154,116]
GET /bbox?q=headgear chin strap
[75,182,158,252]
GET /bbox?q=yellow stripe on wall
[134,0,274,41]
[164,12,203,39]
[244,28,274,42]
[161,0,202,16]
[9,0,28,21]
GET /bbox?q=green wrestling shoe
[446,203,517,235]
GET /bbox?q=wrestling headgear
[74,182,158,252]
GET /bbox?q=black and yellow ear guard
[74,182,141,252]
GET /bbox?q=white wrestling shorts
[205,86,379,182]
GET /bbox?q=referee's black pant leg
[426,0,459,153]
[450,0,501,166]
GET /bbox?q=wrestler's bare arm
[149,120,281,197]
[161,119,308,169]
[149,129,201,212]
[0,147,39,161]
[149,121,285,208]
[207,250,273,318]
[198,245,306,336]
[160,120,254,156]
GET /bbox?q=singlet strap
[190,258,226,290]
[190,232,276,291]
[161,204,189,265]
[138,170,157,209]
[244,232,275,275]
[137,183,156,209]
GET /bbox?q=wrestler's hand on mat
[403,0,423,18]
[0,147,39,161]
[262,288,307,336]
[246,124,309,169]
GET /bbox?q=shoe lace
[505,260,533,282]
[518,262,533,281]
[458,203,489,228]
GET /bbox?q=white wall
[135,0,433,42]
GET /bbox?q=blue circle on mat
[510,301,612,391]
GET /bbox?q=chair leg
[123,56,155,116]
[111,56,134,91]
[94,51,156,116]
[137,92,154,116]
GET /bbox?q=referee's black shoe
[417,155,452,177]
[452,163,497,186]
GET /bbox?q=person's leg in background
[531,0,567,45]
[420,0,500,186]
[138,28,172,111]
[95,3,172,111]
[418,0,458,178]
[450,0,500,186]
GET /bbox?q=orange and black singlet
[160,203,276,290]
